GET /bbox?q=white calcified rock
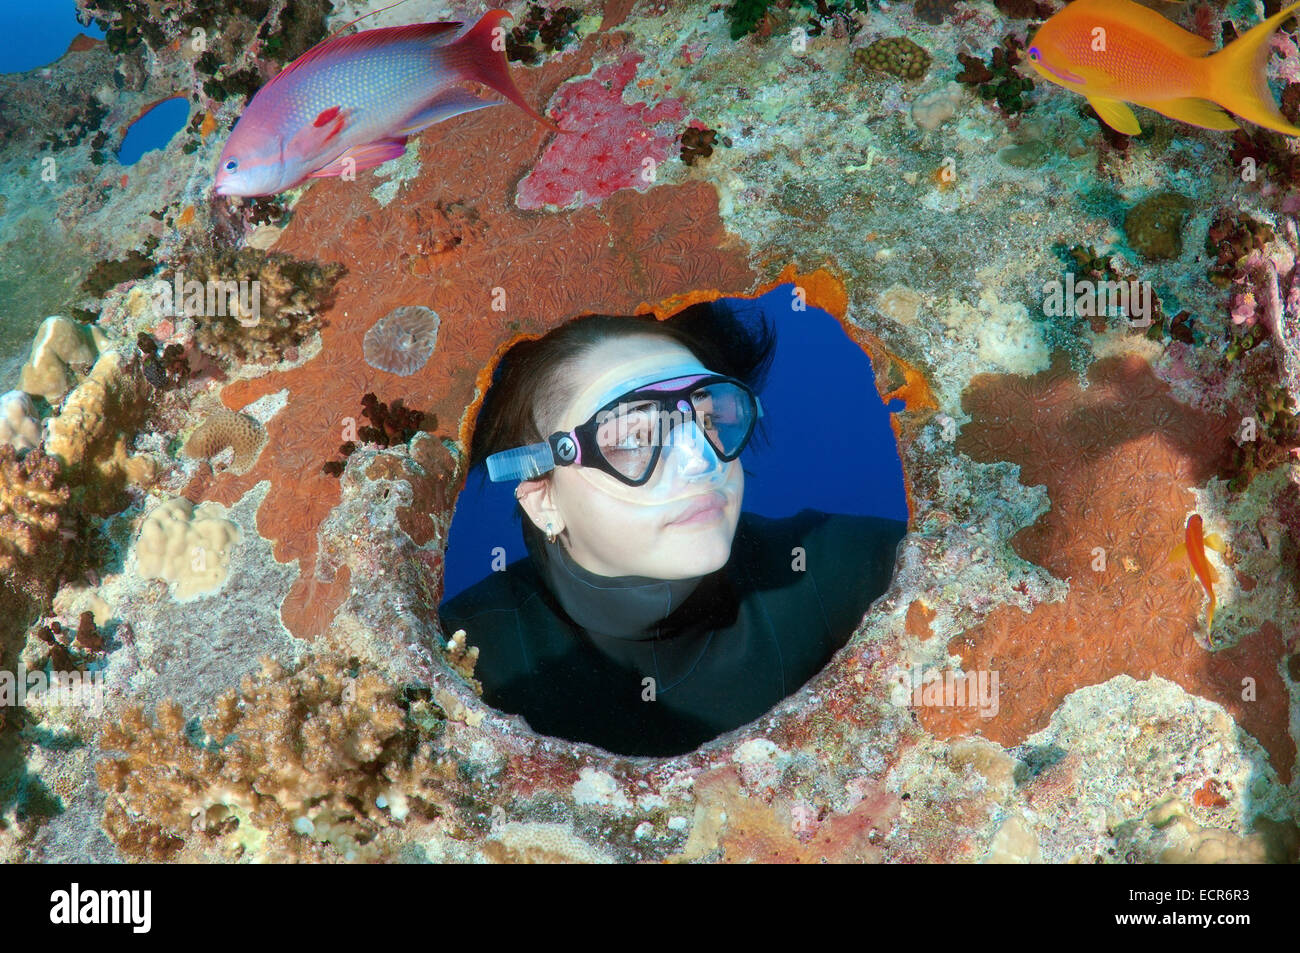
[0,390,41,452]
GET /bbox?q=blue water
[442,284,909,600]
[0,0,104,74]
[117,96,191,164]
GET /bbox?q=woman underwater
[438,301,907,757]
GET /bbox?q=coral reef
[322,393,432,478]
[920,353,1295,783]
[44,351,157,513]
[183,409,267,475]
[97,653,453,862]
[18,316,100,404]
[1125,192,1192,261]
[517,52,686,210]
[956,36,1036,115]
[914,0,959,25]
[136,331,190,391]
[189,29,753,638]
[679,124,721,166]
[362,305,440,377]
[0,391,41,453]
[505,2,584,63]
[855,37,932,81]
[5,0,1294,868]
[133,498,241,601]
[174,247,344,366]
[0,447,70,616]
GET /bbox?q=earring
[546,522,558,544]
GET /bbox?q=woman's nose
[669,421,719,477]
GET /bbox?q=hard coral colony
[0,0,1294,882]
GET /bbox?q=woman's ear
[516,478,563,535]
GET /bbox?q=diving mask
[485,360,762,503]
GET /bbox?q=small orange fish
[199,111,216,140]
[177,205,195,227]
[1171,513,1226,630]
[1026,0,1300,136]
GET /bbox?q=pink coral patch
[517,52,685,210]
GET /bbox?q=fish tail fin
[447,8,561,132]
[1204,0,1300,136]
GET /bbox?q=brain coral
[0,391,41,452]
[855,37,932,81]
[363,305,440,377]
[183,408,267,475]
[134,498,241,601]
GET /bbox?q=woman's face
[524,335,745,579]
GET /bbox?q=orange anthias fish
[1025,0,1300,136]
[1171,513,1226,630]
[215,8,560,197]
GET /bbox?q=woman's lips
[667,493,728,526]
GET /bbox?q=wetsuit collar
[526,530,705,640]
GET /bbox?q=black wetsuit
[438,509,906,757]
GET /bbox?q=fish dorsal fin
[272,21,463,86]
[1072,0,1214,57]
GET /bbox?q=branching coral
[173,247,344,365]
[0,447,69,614]
[97,654,454,862]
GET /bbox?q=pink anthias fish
[214,8,560,197]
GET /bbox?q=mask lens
[690,383,753,458]
[595,400,659,481]
[585,377,757,488]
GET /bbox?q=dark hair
[469,299,777,472]
[467,300,776,561]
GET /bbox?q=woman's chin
[655,531,733,577]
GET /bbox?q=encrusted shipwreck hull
[2,0,1298,863]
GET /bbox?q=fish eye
[1028,46,1040,61]
[223,159,238,173]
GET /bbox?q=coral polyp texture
[516,51,687,210]
[183,408,267,475]
[2,0,1298,865]
[363,305,441,377]
[134,498,241,601]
